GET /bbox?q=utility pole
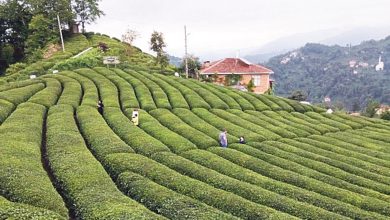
[57,14,65,52]
[184,25,189,78]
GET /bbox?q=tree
[179,54,201,78]
[246,79,255,92]
[381,111,390,121]
[150,31,168,69]
[362,100,380,117]
[26,14,58,56]
[122,28,138,46]
[72,0,104,33]
[288,90,307,101]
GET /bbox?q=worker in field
[239,136,246,144]
[131,108,139,126]
[219,128,228,148]
[97,100,104,115]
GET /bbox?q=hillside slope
[1,65,390,219]
[266,37,390,109]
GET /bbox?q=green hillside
[267,37,390,110]
[1,63,390,219]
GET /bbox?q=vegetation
[0,33,390,219]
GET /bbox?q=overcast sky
[88,0,390,59]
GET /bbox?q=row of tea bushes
[0,99,15,124]
[28,78,62,107]
[49,74,82,109]
[47,105,163,219]
[0,103,67,217]
[61,71,99,107]
[0,83,45,105]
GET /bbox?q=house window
[252,75,261,86]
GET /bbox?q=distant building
[200,58,274,94]
[375,56,384,71]
[375,105,390,115]
[349,60,357,68]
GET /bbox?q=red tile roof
[200,58,273,75]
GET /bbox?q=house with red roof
[200,58,274,94]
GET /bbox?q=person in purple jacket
[219,128,228,148]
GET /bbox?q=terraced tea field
[1,67,390,219]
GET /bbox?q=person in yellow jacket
[131,109,139,126]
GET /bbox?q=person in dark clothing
[97,100,104,115]
[239,136,246,144]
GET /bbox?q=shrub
[123,108,196,153]
[250,141,390,195]
[195,81,242,110]
[142,72,189,109]
[76,68,120,108]
[290,112,340,132]
[210,84,255,110]
[0,83,45,105]
[117,172,239,220]
[104,107,170,156]
[251,94,282,111]
[236,90,271,111]
[127,70,171,109]
[111,69,156,111]
[263,95,295,112]
[28,78,62,108]
[76,105,135,161]
[262,111,321,135]
[192,108,265,142]
[47,105,163,219]
[181,149,384,220]
[0,103,68,216]
[0,196,66,220]
[305,112,352,131]
[61,71,99,107]
[176,78,229,109]
[211,109,279,140]
[152,152,345,220]
[50,74,82,109]
[209,146,390,216]
[94,68,140,109]
[105,153,295,219]
[154,74,211,109]
[149,108,218,148]
[172,108,239,143]
[0,99,15,124]
[226,109,298,138]
[275,111,330,134]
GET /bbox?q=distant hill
[266,36,390,110]
[168,55,182,67]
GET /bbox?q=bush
[112,69,156,111]
[251,94,282,111]
[61,71,99,107]
[76,105,135,161]
[76,68,120,108]
[276,111,330,134]
[154,74,210,109]
[0,196,66,220]
[227,109,298,138]
[176,78,229,109]
[209,146,390,216]
[117,172,239,220]
[181,149,384,220]
[172,108,239,143]
[152,152,345,219]
[149,108,218,148]
[105,153,294,219]
[197,82,242,110]
[210,84,255,110]
[127,70,171,109]
[263,95,295,112]
[104,107,170,156]
[290,112,340,132]
[192,108,265,142]
[305,112,352,131]
[47,105,163,219]
[50,74,82,109]
[236,90,271,111]
[211,109,279,140]
[0,99,15,124]
[0,103,68,216]
[94,68,140,109]
[0,83,45,105]
[28,78,62,108]
[143,72,189,109]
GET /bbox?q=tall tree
[72,0,104,32]
[150,31,168,69]
[179,54,201,78]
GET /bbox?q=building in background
[200,58,274,94]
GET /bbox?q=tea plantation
[1,66,390,219]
